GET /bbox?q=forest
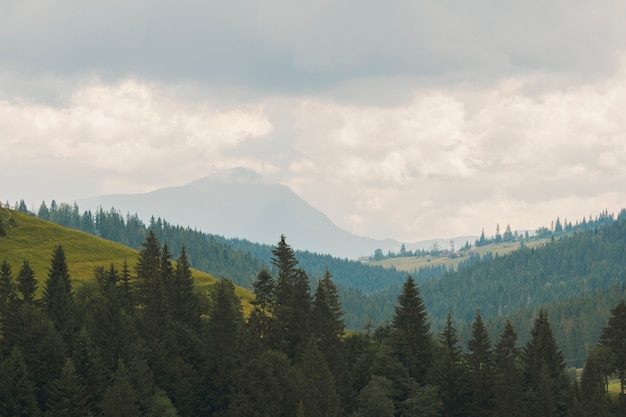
[1,229,626,417]
[23,201,626,367]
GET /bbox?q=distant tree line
[2,233,626,416]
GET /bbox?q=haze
[2,0,626,242]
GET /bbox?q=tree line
[2,232,626,416]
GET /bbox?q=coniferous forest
[1,229,626,416]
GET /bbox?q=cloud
[0,79,272,195]
[1,0,625,94]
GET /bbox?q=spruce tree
[580,346,610,417]
[246,269,277,355]
[16,259,37,303]
[465,310,494,417]
[493,320,524,417]
[522,309,571,417]
[0,259,17,331]
[599,299,626,395]
[391,275,433,383]
[296,338,341,417]
[42,245,75,344]
[170,246,202,329]
[45,358,89,417]
[0,346,40,417]
[431,312,467,417]
[101,360,140,417]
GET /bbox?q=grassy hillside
[0,209,254,310]
[371,239,549,272]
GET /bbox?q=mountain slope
[0,209,254,306]
[77,167,473,258]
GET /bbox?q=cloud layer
[2,1,626,242]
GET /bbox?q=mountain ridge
[78,167,475,258]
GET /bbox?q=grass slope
[372,239,549,272]
[0,209,253,310]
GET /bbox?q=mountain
[78,167,475,258]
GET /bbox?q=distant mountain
[78,167,474,258]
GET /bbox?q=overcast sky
[2,0,626,242]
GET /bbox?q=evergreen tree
[311,267,346,385]
[0,346,40,417]
[271,236,312,359]
[392,275,433,383]
[599,299,626,395]
[430,312,467,417]
[72,329,107,416]
[355,376,395,417]
[522,309,571,417]
[101,360,140,417]
[16,259,37,303]
[42,245,75,343]
[246,269,277,355]
[231,350,299,417]
[493,320,524,417]
[296,339,341,417]
[465,310,494,417]
[135,230,162,308]
[0,259,17,331]
[171,245,202,328]
[580,346,610,417]
[45,358,89,417]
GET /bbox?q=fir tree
[0,259,17,331]
[392,275,433,383]
[16,259,37,303]
[42,245,75,343]
[599,299,626,395]
[522,309,571,417]
[0,346,40,417]
[493,320,524,417]
[101,360,140,417]
[465,310,494,417]
[45,358,89,417]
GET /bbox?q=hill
[0,208,254,307]
[76,167,474,258]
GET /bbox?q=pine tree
[45,358,89,417]
[101,360,140,417]
[580,346,610,417]
[493,320,524,417]
[296,339,341,417]
[246,269,277,354]
[0,346,40,417]
[311,268,344,359]
[465,310,494,417]
[16,259,37,303]
[522,309,571,417]
[42,245,75,344]
[0,259,17,331]
[431,312,467,417]
[170,246,202,329]
[599,299,626,395]
[392,275,433,383]
[72,329,107,416]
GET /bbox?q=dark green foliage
[0,259,17,331]
[42,245,76,343]
[72,329,107,416]
[523,309,571,417]
[465,310,494,417]
[101,360,140,417]
[231,350,299,417]
[599,299,626,395]
[295,339,341,417]
[392,275,433,383]
[401,381,443,417]
[580,346,610,417]
[16,259,37,303]
[355,376,396,417]
[45,358,89,417]
[430,313,467,417]
[493,320,524,417]
[0,346,40,417]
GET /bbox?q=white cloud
[0,79,272,194]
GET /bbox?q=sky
[2,0,626,242]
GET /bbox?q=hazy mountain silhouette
[78,167,474,258]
